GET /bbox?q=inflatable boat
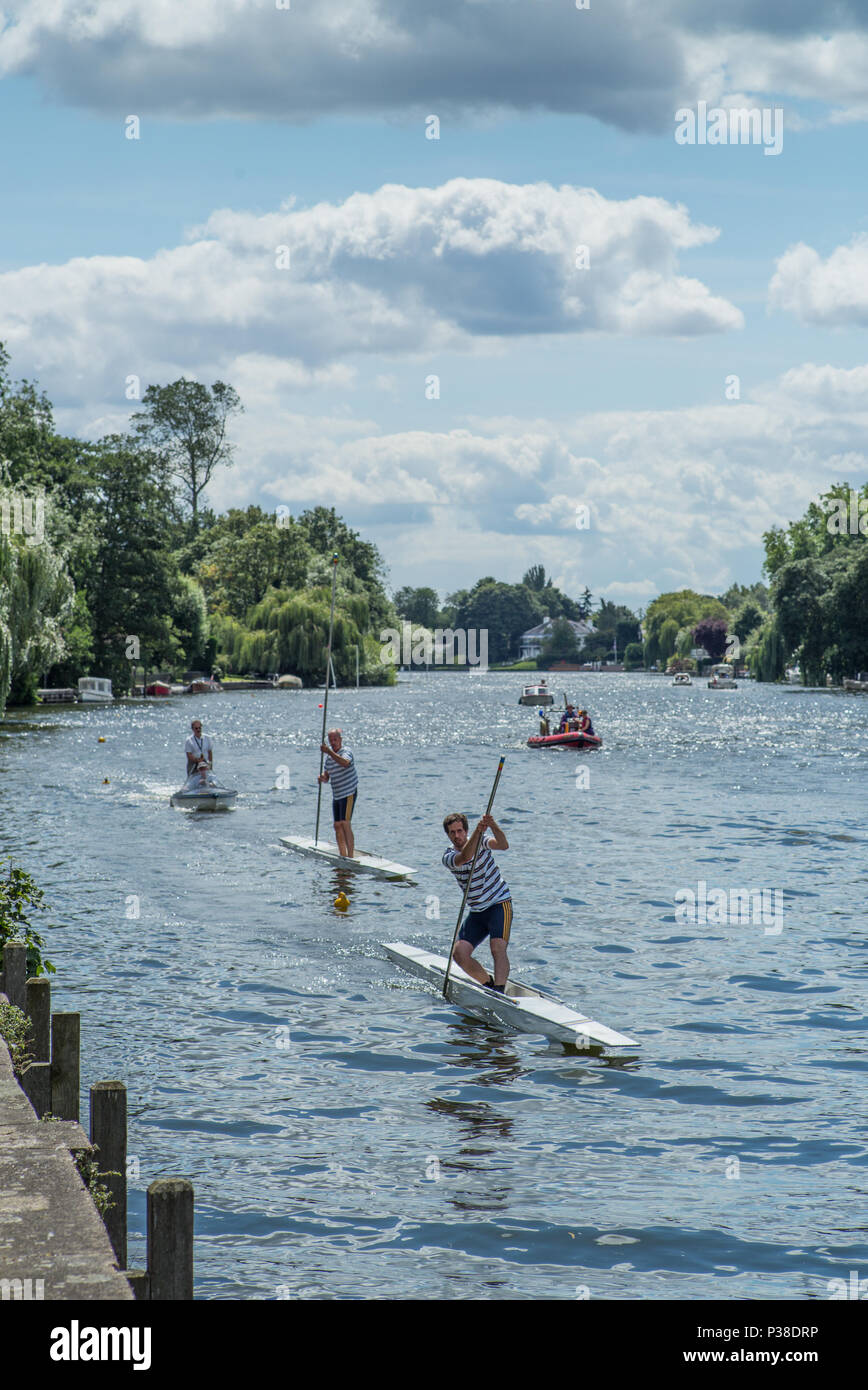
[527,729,602,750]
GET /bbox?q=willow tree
[0,526,73,711]
[750,615,788,683]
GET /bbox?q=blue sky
[2,1,868,608]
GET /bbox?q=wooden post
[90,1080,127,1268]
[25,977,51,1061]
[19,1062,51,1116]
[124,1269,150,1300]
[147,1179,194,1300]
[51,1012,80,1121]
[2,941,27,1010]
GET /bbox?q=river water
[1,673,865,1300]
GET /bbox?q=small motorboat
[527,729,602,750]
[170,772,237,811]
[672,672,692,686]
[707,663,738,689]
[518,682,553,706]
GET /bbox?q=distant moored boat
[78,677,113,703]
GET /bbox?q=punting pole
[314,552,340,846]
[443,756,506,997]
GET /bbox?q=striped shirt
[324,746,358,798]
[442,831,510,911]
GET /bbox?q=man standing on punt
[318,728,358,858]
[442,811,512,993]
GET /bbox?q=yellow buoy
[334,892,350,911]
[98,736,106,742]
[102,778,110,784]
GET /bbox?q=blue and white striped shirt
[324,746,358,798]
[442,831,510,911]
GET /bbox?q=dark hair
[443,812,468,834]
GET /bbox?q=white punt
[383,941,638,1050]
[279,835,416,880]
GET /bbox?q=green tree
[643,590,727,666]
[732,601,764,644]
[763,483,867,579]
[192,515,312,620]
[522,564,547,591]
[770,558,828,685]
[0,495,73,710]
[393,586,440,628]
[750,615,788,682]
[623,642,644,670]
[454,581,543,664]
[658,618,679,663]
[87,437,184,689]
[213,585,391,686]
[297,507,392,630]
[132,379,243,531]
[719,581,769,613]
[0,344,55,481]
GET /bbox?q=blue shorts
[333,790,357,823]
[458,898,513,948]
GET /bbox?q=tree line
[0,346,395,717]
[393,566,642,666]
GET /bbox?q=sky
[2,0,868,609]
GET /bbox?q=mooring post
[124,1269,150,1300]
[51,1012,81,1121]
[25,976,51,1061]
[2,941,27,1010]
[19,1061,52,1116]
[147,1178,194,1300]
[90,1080,128,1268]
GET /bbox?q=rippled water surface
[2,674,866,1299]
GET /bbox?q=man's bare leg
[453,939,489,984]
[490,937,510,988]
[335,820,355,857]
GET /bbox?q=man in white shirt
[185,720,213,777]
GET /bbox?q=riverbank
[0,1026,131,1300]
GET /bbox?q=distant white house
[518,615,595,661]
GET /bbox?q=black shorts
[458,898,513,948]
[333,790,357,823]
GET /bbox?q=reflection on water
[1,673,866,1299]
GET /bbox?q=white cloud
[185,364,868,602]
[769,237,868,326]
[0,179,741,414]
